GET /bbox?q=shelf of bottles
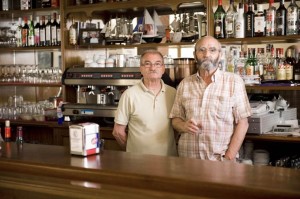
[213,0,300,87]
[0,0,60,49]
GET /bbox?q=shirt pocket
[214,96,234,119]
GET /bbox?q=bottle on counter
[235,2,245,38]
[4,120,11,142]
[276,0,287,36]
[16,126,23,144]
[214,0,226,39]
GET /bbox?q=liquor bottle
[2,0,9,11]
[22,16,29,47]
[277,48,286,80]
[16,126,23,144]
[225,0,237,38]
[276,0,287,36]
[34,16,40,46]
[21,0,30,10]
[4,120,11,142]
[294,53,300,83]
[69,18,77,45]
[51,13,59,46]
[40,16,46,46]
[286,0,298,35]
[213,0,226,39]
[56,14,61,46]
[41,0,51,8]
[245,48,257,75]
[235,2,245,38]
[245,0,254,37]
[45,15,51,46]
[16,17,23,47]
[28,15,35,47]
[285,48,296,81]
[254,4,265,37]
[266,0,276,36]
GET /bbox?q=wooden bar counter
[0,142,300,199]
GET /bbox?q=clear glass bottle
[235,2,245,38]
[214,0,226,39]
[286,0,298,35]
[56,14,61,46]
[245,0,254,37]
[254,4,265,37]
[276,0,287,36]
[225,0,237,38]
[69,18,77,45]
[266,0,276,36]
[277,48,286,80]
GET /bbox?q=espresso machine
[62,67,141,123]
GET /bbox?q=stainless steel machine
[62,67,141,121]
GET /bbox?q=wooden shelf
[218,35,300,45]
[246,134,300,143]
[0,82,62,87]
[0,46,61,52]
[65,0,206,19]
[246,85,300,91]
[65,41,195,50]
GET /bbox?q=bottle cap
[5,120,10,127]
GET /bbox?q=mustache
[197,59,217,70]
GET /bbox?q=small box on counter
[69,123,100,156]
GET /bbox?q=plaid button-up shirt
[170,69,251,160]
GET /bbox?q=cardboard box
[69,123,100,156]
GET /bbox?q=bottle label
[254,16,265,33]
[5,127,11,141]
[285,64,293,80]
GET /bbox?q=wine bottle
[266,0,276,36]
[286,0,298,35]
[28,15,35,47]
[294,53,300,83]
[41,0,51,8]
[276,0,287,36]
[235,2,245,38]
[34,16,40,46]
[285,48,296,81]
[245,0,254,37]
[45,15,51,46]
[69,18,77,45]
[57,14,61,46]
[51,13,59,46]
[225,0,237,38]
[22,16,29,47]
[40,16,46,46]
[254,4,265,37]
[214,0,226,39]
[16,17,23,47]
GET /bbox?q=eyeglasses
[196,47,219,55]
[142,61,163,68]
